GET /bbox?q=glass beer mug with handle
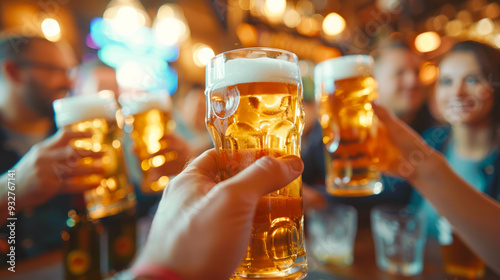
[315,55,383,196]
[53,91,136,219]
[438,217,486,278]
[205,48,308,279]
[119,93,176,194]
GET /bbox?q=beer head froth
[53,93,117,128]
[206,57,300,90]
[315,55,373,88]
[119,93,171,116]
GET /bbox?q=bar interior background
[0,0,498,99]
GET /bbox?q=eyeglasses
[14,60,77,78]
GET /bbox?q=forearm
[409,153,500,273]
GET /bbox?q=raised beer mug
[315,55,383,196]
[119,93,176,194]
[205,48,308,279]
[53,92,136,219]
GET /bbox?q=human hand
[132,134,193,189]
[11,129,105,210]
[133,149,304,280]
[136,133,192,192]
[148,133,192,176]
[373,103,438,181]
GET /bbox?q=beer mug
[119,93,176,194]
[206,48,307,279]
[314,55,383,196]
[53,92,136,219]
[438,218,485,278]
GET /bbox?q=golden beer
[120,93,176,193]
[206,48,307,279]
[441,232,485,278]
[53,92,136,219]
[315,55,382,196]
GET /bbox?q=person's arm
[374,103,500,274]
[410,151,500,272]
[130,149,304,280]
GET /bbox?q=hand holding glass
[315,55,382,196]
[119,93,176,193]
[205,48,307,279]
[53,92,136,219]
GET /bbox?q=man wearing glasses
[0,36,104,262]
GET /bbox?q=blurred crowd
[0,34,499,279]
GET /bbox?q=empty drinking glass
[371,204,426,276]
[307,204,357,266]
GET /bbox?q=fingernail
[282,155,303,172]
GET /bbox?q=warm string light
[476,18,494,35]
[192,43,215,67]
[27,0,500,58]
[41,18,61,42]
[415,31,441,53]
[153,4,190,46]
[103,0,150,36]
[264,0,286,18]
[249,1,348,40]
[241,0,500,51]
[322,13,345,36]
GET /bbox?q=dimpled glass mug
[205,48,307,279]
[53,92,136,219]
[315,55,383,196]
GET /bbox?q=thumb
[220,155,304,200]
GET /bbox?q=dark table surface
[305,226,500,280]
[1,222,498,280]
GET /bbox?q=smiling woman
[408,40,500,278]
[436,41,500,145]
[437,51,495,125]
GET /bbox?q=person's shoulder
[421,125,451,150]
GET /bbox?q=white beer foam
[53,92,117,128]
[207,57,300,89]
[119,93,171,116]
[315,55,373,84]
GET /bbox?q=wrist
[406,151,446,187]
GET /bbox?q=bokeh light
[415,31,441,53]
[192,43,215,67]
[41,18,61,42]
[476,18,494,35]
[322,13,345,36]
